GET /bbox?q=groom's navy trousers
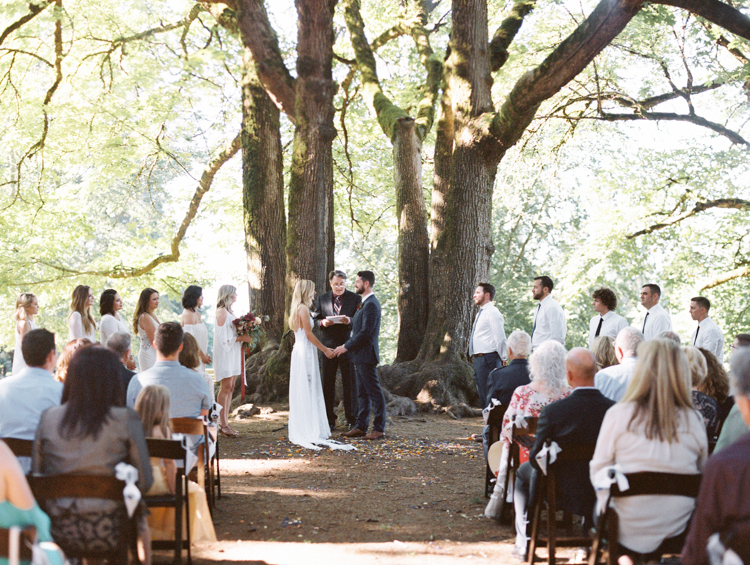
[344,294,386,433]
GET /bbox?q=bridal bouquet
[232,311,270,350]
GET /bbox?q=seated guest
[512,348,614,560]
[0,441,63,565]
[482,330,531,458]
[697,347,732,427]
[135,385,216,543]
[657,329,681,344]
[485,340,570,519]
[592,335,617,371]
[595,327,643,402]
[683,347,720,438]
[590,339,707,563]
[682,346,750,565]
[179,333,215,404]
[127,322,212,419]
[54,338,92,383]
[0,329,62,472]
[33,345,153,564]
[588,287,629,349]
[713,335,750,452]
[107,331,137,406]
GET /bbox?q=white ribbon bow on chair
[535,441,562,476]
[172,433,198,473]
[114,462,141,518]
[482,399,501,424]
[592,464,629,515]
[513,414,529,429]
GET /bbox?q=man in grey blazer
[335,270,386,440]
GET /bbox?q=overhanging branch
[489,0,538,72]
[627,198,750,239]
[0,0,55,47]
[655,0,750,41]
[701,265,750,289]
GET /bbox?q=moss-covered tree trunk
[286,0,338,293]
[393,117,429,361]
[241,49,286,344]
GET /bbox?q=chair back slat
[171,417,205,435]
[2,437,33,458]
[512,416,538,438]
[0,527,35,560]
[146,437,187,463]
[553,442,597,463]
[29,474,126,501]
[613,472,702,498]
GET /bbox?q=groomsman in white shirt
[469,283,507,407]
[689,296,725,364]
[588,287,629,349]
[531,276,566,350]
[639,283,672,340]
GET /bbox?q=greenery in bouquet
[232,312,269,351]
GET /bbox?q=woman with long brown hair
[133,288,160,371]
[67,285,96,342]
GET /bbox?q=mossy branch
[489,0,538,72]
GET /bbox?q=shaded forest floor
[153,407,582,564]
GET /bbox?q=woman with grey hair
[485,340,570,519]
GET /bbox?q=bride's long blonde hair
[288,280,315,329]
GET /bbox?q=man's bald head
[565,347,597,388]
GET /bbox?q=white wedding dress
[288,314,355,451]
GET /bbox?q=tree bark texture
[393,118,429,362]
[241,48,286,344]
[286,0,338,295]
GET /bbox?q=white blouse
[68,311,97,342]
[99,313,131,347]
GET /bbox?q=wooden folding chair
[1,437,33,459]
[500,417,538,522]
[0,526,34,561]
[485,404,508,498]
[209,402,221,500]
[29,474,139,563]
[171,417,214,512]
[588,471,702,565]
[145,437,191,565]
[527,441,597,565]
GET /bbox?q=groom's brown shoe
[341,428,366,438]
[363,431,385,440]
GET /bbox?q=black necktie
[694,325,699,346]
[642,312,649,333]
[595,316,604,338]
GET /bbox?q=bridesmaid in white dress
[67,285,97,342]
[213,285,253,437]
[99,289,132,346]
[287,280,353,451]
[12,292,39,374]
[180,285,212,372]
[132,288,160,371]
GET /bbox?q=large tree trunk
[286,0,338,293]
[393,117,429,362]
[241,48,286,344]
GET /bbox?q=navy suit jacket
[529,388,615,517]
[486,359,530,408]
[343,295,381,365]
[312,289,361,348]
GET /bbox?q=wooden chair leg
[527,475,545,565]
[547,477,557,565]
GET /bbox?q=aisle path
[177,407,525,564]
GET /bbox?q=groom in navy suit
[335,270,386,440]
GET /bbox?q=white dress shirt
[470,302,507,359]
[640,303,672,340]
[690,316,724,364]
[594,356,638,402]
[531,295,566,349]
[588,310,629,349]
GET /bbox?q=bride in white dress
[288,280,355,451]
[12,292,39,374]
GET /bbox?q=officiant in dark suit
[313,269,361,430]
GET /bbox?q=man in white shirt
[588,287,629,349]
[689,296,725,364]
[639,283,672,340]
[531,276,566,350]
[469,283,507,407]
[595,326,644,402]
[0,328,62,472]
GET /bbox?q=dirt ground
[156,406,581,565]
